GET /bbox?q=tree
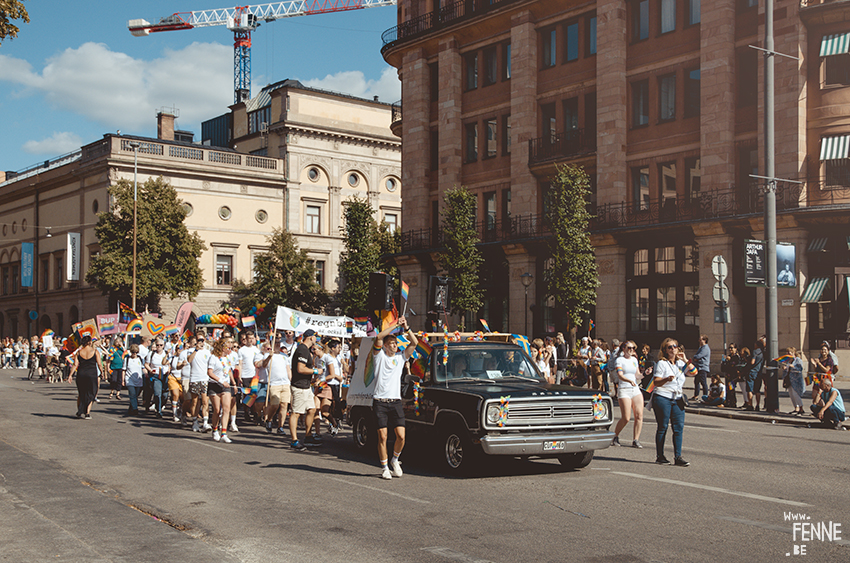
[376,217,401,281]
[543,164,599,349]
[337,196,380,316]
[231,228,328,320]
[87,177,205,311]
[0,0,29,43]
[439,185,483,330]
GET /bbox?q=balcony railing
[528,129,596,166]
[391,100,402,124]
[399,182,850,253]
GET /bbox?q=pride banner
[274,306,367,338]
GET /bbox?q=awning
[807,237,829,253]
[820,135,850,160]
[821,32,850,57]
[801,277,830,304]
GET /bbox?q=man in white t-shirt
[188,334,213,433]
[262,337,291,435]
[238,331,261,424]
[372,316,417,480]
[176,335,195,424]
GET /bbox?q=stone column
[505,249,536,336]
[401,48,431,232]
[328,186,342,234]
[700,0,737,188]
[592,235,626,341]
[596,0,628,204]
[510,10,538,217]
[438,37,463,197]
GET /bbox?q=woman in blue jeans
[651,337,696,467]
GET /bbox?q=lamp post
[521,272,533,337]
[128,141,141,311]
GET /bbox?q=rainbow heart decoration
[147,320,166,336]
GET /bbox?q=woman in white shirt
[319,339,345,436]
[612,341,644,448]
[207,337,234,443]
[651,338,695,467]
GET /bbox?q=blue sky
[0,1,400,173]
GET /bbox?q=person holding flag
[372,315,417,480]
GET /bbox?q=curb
[685,406,817,426]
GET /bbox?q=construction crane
[129,1,397,104]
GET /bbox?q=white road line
[420,546,494,563]
[685,425,739,433]
[717,516,850,547]
[612,471,810,507]
[181,438,234,453]
[327,476,431,504]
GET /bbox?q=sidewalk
[683,375,848,427]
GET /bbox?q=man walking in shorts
[290,329,321,450]
[373,316,417,480]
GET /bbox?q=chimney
[157,111,175,141]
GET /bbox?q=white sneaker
[329,424,339,437]
[221,434,232,443]
[173,414,180,423]
[213,430,221,442]
[391,459,403,478]
[381,467,392,480]
[202,423,212,433]
[229,422,239,433]
[192,419,200,433]
[147,404,156,412]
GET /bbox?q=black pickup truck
[349,339,615,474]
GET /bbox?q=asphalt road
[1,370,848,563]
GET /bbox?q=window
[542,103,557,142]
[587,16,597,55]
[312,260,325,288]
[655,246,675,274]
[430,62,439,103]
[633,0,649,42]
[685,157,701,199]
[656,287,677,331]
[633,80,649,127]
[386,178,398,192]
[10,265,18,295]
[825,159,850,187]
[384,213,398,233]
[543,28,557,67]
[502,188,512,224]
[308,167,320,181]
[660,162,677,207]
[54,255,63,290]
[564,97,579,132]
[502,115,512,154]
[248,107,271,134]
[465,123,478,162]
[216,255,232,285]
[2,267,8,295]
[565,22,579,62]
[348,173,359,187]
[631,288,650,332]
[685,68,700,118]
[430,129,439,171]
[659,74,676,121]
[503,43,511,80]
[634,249,649,276]
[660,0,676,34]
[485,192,497,230]
[218,206,232,220]
[40,258,49,291]
[486,119,497,158]
[825,55,850,87]
[688,0,700,25]
[633,166,650,210]
[484,47,498,86]
[465,52,478,90]
[683,244,699,273]
[684,285,699,326]
[306,205,321,234]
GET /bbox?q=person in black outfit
[68,336,106,419]
[720,343,741,408]
[289,329,321,450]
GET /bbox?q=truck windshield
[432,346,544,383]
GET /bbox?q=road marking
[589,467,611,470]
[717,516,850,547]
[181,438,234,453]
[612,471,810,507]
[686,425,739,433]
[420,546,494,563]
[327,476,431,504]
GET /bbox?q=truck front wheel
[439,424,480,475]
[352,411,375,451]
[557,450,594,470]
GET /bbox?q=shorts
[314,385,333,400]
[291,386,315,414]
[167,375,183,394]
[373,399,405,429]
[617,385,643,400]
[182,377,191,395]
[208,381,230,396]
[268,385,292,407]
[189,381,208,396]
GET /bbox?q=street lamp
[128,141,141,311]
[521,272,533,337]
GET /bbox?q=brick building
[382,0,850,363]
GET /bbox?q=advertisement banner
[274,306,367,338]
[21,242,33,287]
[96,314,120,336]
[744,239,766,287]
[776,242,797,288]
[173,302,194,333]
[66,232,80,281]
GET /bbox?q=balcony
[390,100,402,138]
[799,0,850,24]
[528,129,596,166]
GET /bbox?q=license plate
[543,440,565,451]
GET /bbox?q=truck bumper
[478,430,615,456]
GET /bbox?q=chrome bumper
[478,430,615,456]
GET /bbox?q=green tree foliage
[0,0,29,43]
[439,186,483,330]
[376,218,401,281]
[232,228,328,319]
[87,177,205,311]
[544,164,599,344]
[337,196,380,316]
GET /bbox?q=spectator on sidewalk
[810,378,846,430]
[721,343,740,408]
[745,337,766,411]
[691,335,711,401]
[554,333,569,384]
[810,343,836,406]
[782,346,806,416]
[700,374,726,406]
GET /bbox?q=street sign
[28,310,38,321]
[711,255,728,281]
[745,239,766,287]
[714,307,730,324]
[713,281,730,304]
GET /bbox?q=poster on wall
[776,242,797,288]
[744,239,766,287]
[66,233,80,282]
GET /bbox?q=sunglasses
[667,344,678,349]
[626,346,636,351]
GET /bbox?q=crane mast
[129,1,397,103]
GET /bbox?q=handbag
[676,394,689,409]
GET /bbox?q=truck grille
[488,399,599,429]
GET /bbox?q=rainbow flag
[773,354,794,363]
[645,380,656,393]
[377,300,398,332]
[126,318,143,332]
[118,301,142,324]
[346,320,353,335]
[480,319,491,333]
[241,316,256,328]
[410,339,433,378]
[353,316,369,329]
[512,334,531,356]
[401,281,409,302]
[242,375,260,407]
[164,324,180,337]
[41,329,54,337]
[589,319,595,332]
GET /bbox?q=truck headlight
[486,404,500,424]
[593,401,610,421]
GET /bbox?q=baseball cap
[302,329,317,338]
